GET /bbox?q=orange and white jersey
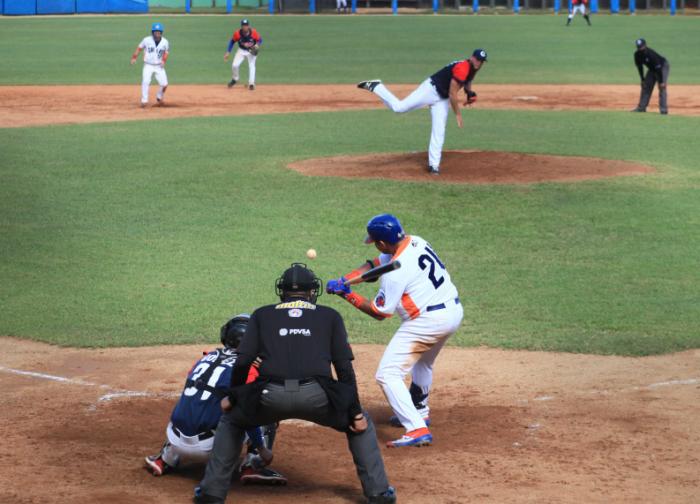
[370,235,459,321]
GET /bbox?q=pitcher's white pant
[569,3,586,16]
[373,79,450,169]
[375,302,463,433]
[161,422,214,467]
[141,64,168,105]
[232,48,257,85]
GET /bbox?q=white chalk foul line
[0,364,177,408]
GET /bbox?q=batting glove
[326,277,351,296]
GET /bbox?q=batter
[327,214,463,448]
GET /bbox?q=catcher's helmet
[635,38,646,49]
[151,22,164,33]
[220,313,250,349]
[364,213,405,245]
[275,263,322,303]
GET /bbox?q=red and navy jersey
[170,348,258,436]
[430,60,479,99]
[231,28,262,51]
[572,0,587,5]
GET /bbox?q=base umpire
[632,38,669,115]
[194,263,396,504]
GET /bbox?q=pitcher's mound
[289,150,654,185]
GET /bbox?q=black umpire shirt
[635,47,667,82]
[231,299,355,384]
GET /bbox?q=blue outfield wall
[3,0,147,14]
[3,0,36,14]
[37,0,75,14]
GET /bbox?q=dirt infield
[288,151,655,185]
[1,337,698,503]
[2,84,699,128]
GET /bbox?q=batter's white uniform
[371,235,463,432]
[373,81,448,170]
[138,35,169,105]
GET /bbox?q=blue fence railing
[2,0,147,14]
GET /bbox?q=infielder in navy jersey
[224,18,262,91]
[357,49,487,175]
[144,314,287,485]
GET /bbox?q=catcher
[224,18,262,91]
[144,314,287,485]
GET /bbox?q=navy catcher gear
[220,313,250,349]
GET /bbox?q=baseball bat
[343,261,401,286]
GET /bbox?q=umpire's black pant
[198,380,391,501]
[638,61,670,113]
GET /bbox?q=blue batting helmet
[151,22,164,33]
[364,214,405,245]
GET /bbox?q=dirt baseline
[2,84,699,128]
[1,337,698,503]
[288,150,655,185]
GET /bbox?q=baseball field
[1,13,699,503]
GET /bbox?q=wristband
[345,292,366,308]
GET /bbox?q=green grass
[2,108,699,354]
[0,15,699,84]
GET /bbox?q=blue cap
[472,49,488,62]
[365,214,405,245]
[151,22,164,33]
[635,38,646,48]
[241,18,250,25]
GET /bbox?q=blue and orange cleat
[386,427,432,448]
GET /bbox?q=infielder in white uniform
[130,22,170,108]
[327,214,463,448]
[357,49,487,175]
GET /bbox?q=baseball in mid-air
[306,248,317,260]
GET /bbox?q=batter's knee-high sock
[584,14,591,25]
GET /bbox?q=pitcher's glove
[248,45,259,56]
[466,90,477,104]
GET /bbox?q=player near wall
[566,0,591,26]
[224,19,262,91]
[130,23,170,108]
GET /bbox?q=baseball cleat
[249,84,255,91]
[630,108,646,113]
[386,427,433,448]
[660,110,669,115]
[389,414,430,428]
[357,80,381,92]
[367,486,397,504]
[240,467,287,485]
[140,102,147,108]
[427,165,440,175]
[227,79,237,88]
[193,487,224,504]
[156,98,164,106]
[144,454,170,476]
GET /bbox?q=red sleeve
[251,29,261,42]
[233,30,240,42]
[245,363,259,384]
[451,61,471,83]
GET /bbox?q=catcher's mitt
[466,90,477,104]
[248,45,259,56]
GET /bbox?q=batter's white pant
[373,79,449,169]
[232,48,257,85]
[569,3,586,16]
[141,64,168,105]
[161,422,214,467]
[375,302,464,433]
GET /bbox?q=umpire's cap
[365,213,405,245]
[275,263,322,302]
[635,38,646,49]
[473,49,488,62]
[220,313,250,349]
